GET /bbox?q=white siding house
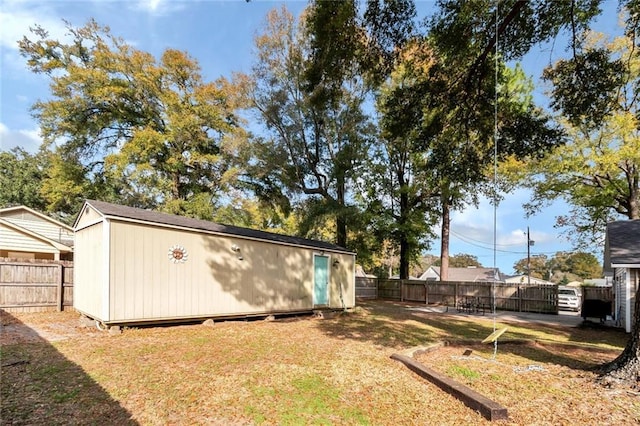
[0,206,74,260]
[73,200,356,326]
[604,220,640,333]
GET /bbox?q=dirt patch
[0,310,103,345]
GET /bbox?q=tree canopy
[522,26,640,249]
[0,148,49,212]
[18,20,248,218]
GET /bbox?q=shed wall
[74,222,105,320]
[107,221,354,323]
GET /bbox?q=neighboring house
[73,200,355,326]
[418,266,503,282]
[603,219,640,333]
[504,275,555,285]
[355,265,376,278]
[583,278,609,287]
[0,205,74,261]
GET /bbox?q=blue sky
[0,0,622,275]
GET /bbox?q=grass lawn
[1,300,638,425]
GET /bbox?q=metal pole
[527,226,531,286]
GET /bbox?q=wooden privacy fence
[355,277,378,299]
[0,258,73,313]
[582,286,613,301]
[357,278,558,314]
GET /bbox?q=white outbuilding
[73,200,355,326]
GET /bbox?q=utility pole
[527,227,535,285]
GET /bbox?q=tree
[246,5,373,249]
[433,253,482,268]
[374,39,439,280]
[384,15,564,279]
[513,251,602,282]
[565,252,602,279]
[523,28,639,249]
[547,251,602,280]
[0,148,49,211]
[19,20,247,217]
[525,20,640,384]
[513,254,549,279]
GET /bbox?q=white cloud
[0,4,68,51]
[0,2,70,74]
[0,122,42,153]
[130,0,184,16]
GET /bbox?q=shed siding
[108,221,354,322]
[73,222,105,320]
[75,204,104,230]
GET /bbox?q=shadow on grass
[0,310,137,425]
[317,300,625,371]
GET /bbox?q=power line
[450,228,525,247]
[449,230,576,256]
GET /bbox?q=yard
[1,300,638,425]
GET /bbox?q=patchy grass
[1,301,638,425]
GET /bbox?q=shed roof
[604,219,640,268]
[76,200,353,255]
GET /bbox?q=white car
[558,287,581,311]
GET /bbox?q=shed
[73,200,355,326]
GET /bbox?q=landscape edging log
[391,353,508,421]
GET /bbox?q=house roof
[76,200,353,255]
[419,266,502,282]
[604,219,640,268]
[0,205,73,231]
[355,265,376,278]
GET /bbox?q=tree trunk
[599,269,640,387]
[399,237,410,280]
[336,174,347,248]
[628,183,639,220]
[398,187,410,279]
[440,199,451,281]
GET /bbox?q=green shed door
[313,255,329,306]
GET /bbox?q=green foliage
[527,27,640,247]
[370,9,562,277]
[433,253,483,268]
[19,20,247,217]
[247,5,373,248]
[513,251,602,281]
[0,148,49,210]
[513,254,550,279]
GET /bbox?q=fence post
[518,284,521,312]
[57,263,64,312]
[375,278,379,299]
[454,282,458,309]
[424,283,428,305]
[400,280,404,302]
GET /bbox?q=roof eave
[100,213,355,256]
